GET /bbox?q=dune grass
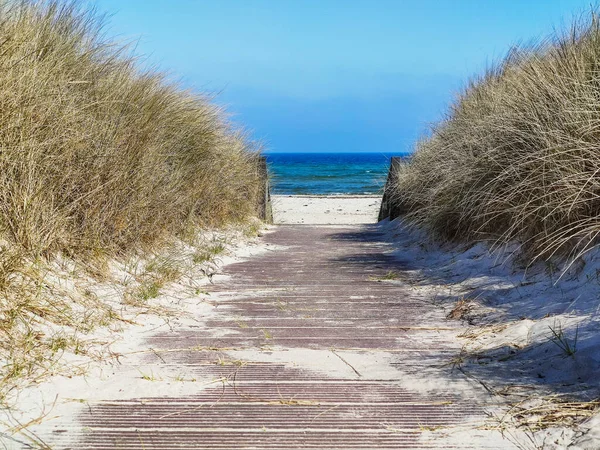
[0,0,262,257]
[0,0,264,404]
[391,10,600,265]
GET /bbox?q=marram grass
[0,0,263,403]
[0,0,262,258]
[392,11,600,265]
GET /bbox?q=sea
[265,152,408,195]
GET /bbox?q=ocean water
[265,152,408,195]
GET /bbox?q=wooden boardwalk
[30,225,514,449]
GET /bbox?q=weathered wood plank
[28,225,513,450]
[378,156,403,221]
[257,155,273,223]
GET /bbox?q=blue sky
[91,0,592,153]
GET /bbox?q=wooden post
[378,156,403,222]
[257,156,273,223]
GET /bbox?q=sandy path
[25,224,517,449]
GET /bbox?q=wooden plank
[378,156,403,221]
[36,225,508,450]
[257,155,273,223]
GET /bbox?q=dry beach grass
[0,0,262,407]
[391,11,600,266]
[384,15,600,440]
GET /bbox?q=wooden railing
[378,156,403,222]
[257,156,273,223]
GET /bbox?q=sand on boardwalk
[272,194,381,224]
[11,192,600,449]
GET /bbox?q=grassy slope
[392,11,600,265]
[388,15,600,441]
[0,0,263,404]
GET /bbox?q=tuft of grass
[192,242,226,264]
[549,320,578,358]
[138,370,160,382]
[136,281,162,302]
[145,258,183,285]
[391,10,600,267]
[243,221,263,238]
[260,329,273,340]
[369,271,400,281]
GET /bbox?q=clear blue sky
[90,0,592,153]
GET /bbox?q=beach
[272,194,382,224]
[11,197,600,449]
[6,0,600,448]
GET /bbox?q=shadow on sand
[327,223,600,405]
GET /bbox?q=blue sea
[265,152,408,195]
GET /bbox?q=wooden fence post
[257,156,273,223]
[378,156,402,222]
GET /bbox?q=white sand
[7,195,600,448]
[377,218,600,449]
[0,225,279,449]
[272,194,381,224]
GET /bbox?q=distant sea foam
[265,152,408,195]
